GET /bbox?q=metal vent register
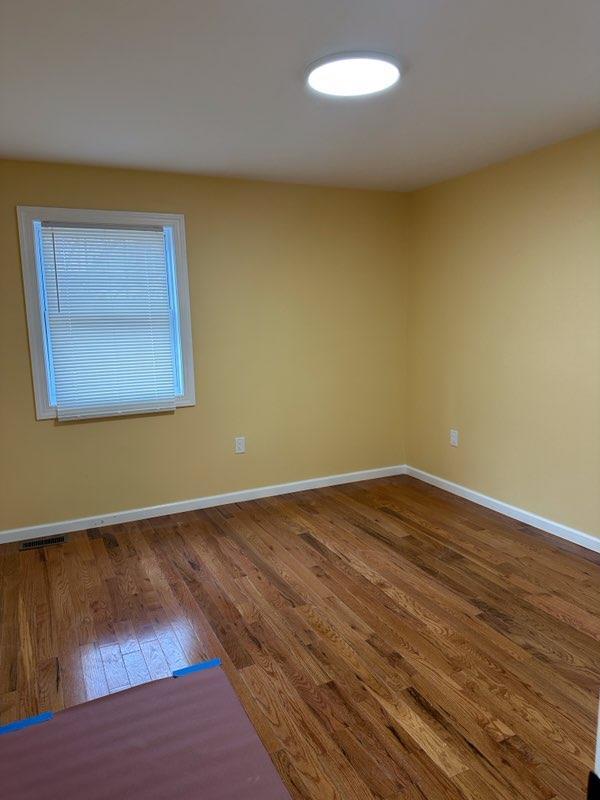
[19,534,69,550]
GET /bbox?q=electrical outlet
[450,429,459,447]
[234,436,246,454]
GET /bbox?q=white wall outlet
[234,436,246,454]
[450,429,459,447]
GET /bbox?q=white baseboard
[406,466,600,554]
[0,464,407,545]
[3,463,598,556]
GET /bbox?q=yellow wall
[407,131,600,537]
[2,132,599,538]
[0,161,408,530]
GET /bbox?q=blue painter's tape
[172,658,222,678]
[0,711,54,736]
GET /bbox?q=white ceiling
[1,0,599,190]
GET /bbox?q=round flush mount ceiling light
[306,53,400,97]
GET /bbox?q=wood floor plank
[80,642,109,700]
[1,475,598,799]
[139,638,171,680]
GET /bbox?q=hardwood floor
[1,475,599,799]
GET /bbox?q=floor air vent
[19,534,69,550]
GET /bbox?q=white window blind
[37,222,183,420]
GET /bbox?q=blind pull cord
[51,231,61,313]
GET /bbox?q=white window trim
[17,206,196,420]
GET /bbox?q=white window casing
[17,206,196,420]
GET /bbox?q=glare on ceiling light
[306,53,400,97]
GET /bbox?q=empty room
[0,2,599,799]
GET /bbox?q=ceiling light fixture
[306,53,400,98]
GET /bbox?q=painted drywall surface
[407,131,600,537]
[0,161,408,529]
[3,132,598,537]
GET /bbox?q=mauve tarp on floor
[0,665,291,800]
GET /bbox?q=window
[18,207,195,420]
